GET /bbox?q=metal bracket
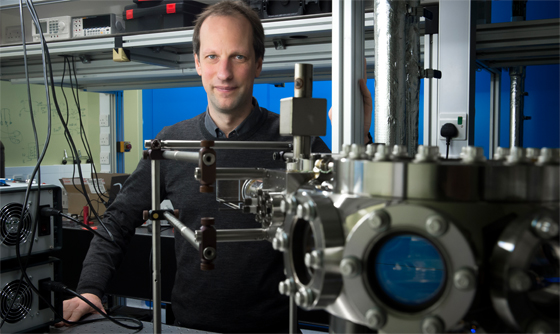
[421,68,442,79]
[199,217,216,271]
[142,139,165,160]
[143,209,179,221]
[199,140,216,193]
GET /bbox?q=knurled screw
[421,316,444,334]
[509,270,532,292]
[365,308,386,330]
[426,216,448,236]
[294,288,314,308]
[367,210,390,230]
[304,250,322,269]
[340,257,361,278]
[533,218,559,239]
[453,268,476,291]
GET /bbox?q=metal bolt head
[367,210,390,230]
[278,278,295,296]
[509,270,532,292]
[202,153,215,166]
[533,218,559,239]
[391,145,408,159]
[340,257,361,278]
[421,316,444,334]
[453,268,476,291]
[493,147,510,161]
[294,288,314,308]
[278,281,288,295]
[296,202,315,221]
[203,247,216,260]
[304,250,322,269]
[272,231,288,252]
[280,199,288,213]
[365,308,386,330]
[426,216,448,236]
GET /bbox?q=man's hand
[54,293,104,327]
[328,60,373,144]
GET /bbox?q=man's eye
[207,55,216,60]
[235,55,245,60]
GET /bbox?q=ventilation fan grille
[0,280,33,324]
[0,203,32,246]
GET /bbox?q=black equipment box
[247,0,332,19]
[123,0,207,33]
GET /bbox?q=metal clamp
[199,140,216,193]
[143,209,179,221]
[143,139,165,160]
[199,217,217,271]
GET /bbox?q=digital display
[83,16,110,29]
[40,21,48,33]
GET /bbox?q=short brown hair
[193,0,265,62]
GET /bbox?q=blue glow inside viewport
[372,234,446,307]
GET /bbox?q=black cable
[40,207,114,243]
[41,281,143,331]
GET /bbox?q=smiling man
[59,1,370,333]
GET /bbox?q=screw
[365,308,386,330]
[294,288,314,308]
[304,250,322,269]
[278,278,295,296]
[367,210,390,230]
[421,316,444,334]
[533,218,559,239]
[203,247,216,260]
[272,231,288,252]
[426,216,448,236]
[202,153,215,166]
[509,270,532,292]
[296,202,315,221]
[340,257,361,278]
[454,268,476,291]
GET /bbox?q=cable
[40,281,143,331]
[40,207,114,244]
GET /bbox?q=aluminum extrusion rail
[145,140,292,151]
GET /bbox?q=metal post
[374,0,406,146]
[332,0,365,152]
[151,159,161,334]
[289,294,297,334]
[423,33,440,147]
[489,70,502,157]
[509,67,526,147]
[293,63,313,159]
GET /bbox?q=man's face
[195,15,263,116]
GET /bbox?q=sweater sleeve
[76,157,155,298]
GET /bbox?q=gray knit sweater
[77,108,329,333]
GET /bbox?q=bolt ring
[203,247,216,260]
[202,153,216,166]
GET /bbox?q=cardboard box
[59,173,129,217]
[60,177,108,217]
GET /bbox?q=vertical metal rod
[289,294,297,334]
[374,0,406,146]
[509,67,526,148]
[342,0,365,146]
[331,0,344,153]
[405,0,421,156]
[489,70,502,157]
[293,63,314,159]
[151,159,162,334]
[423,33,439,147]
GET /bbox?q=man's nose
[217,58,233,81]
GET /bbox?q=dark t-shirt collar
[204,97,264,139]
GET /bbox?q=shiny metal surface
[163,211,198,249]
[162,150,199,163]
[151,159,162,334]
[294,63,313,99]
[509,66,526,148]
[374,0,406,146]
[145,140,292,150]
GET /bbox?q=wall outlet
[100,132,110,146]
[99,114,109,127]
[4,26,22,44]
[100,152,111,165]
[439,113,467,141]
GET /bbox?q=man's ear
[194,53,202,76]
[255,57,263,78]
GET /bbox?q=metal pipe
[145,140,292,150]
[405,0,421,156]
[293,63,314,159]
[195,228,270,243]
[289,295,297,334]
[509,66,526,147]
[163,211,198,249]
[374,0,406,146]
[294,63,313,98]
[162,150,199,163]
[195,167,269,181]
[151,160,161,334]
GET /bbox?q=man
[60,1,372,332]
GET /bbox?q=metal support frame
[151,159,162,334]
[423,33,440,147]
[489,69,502,158]
[332,0,365,153]
[437,0,477,158]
